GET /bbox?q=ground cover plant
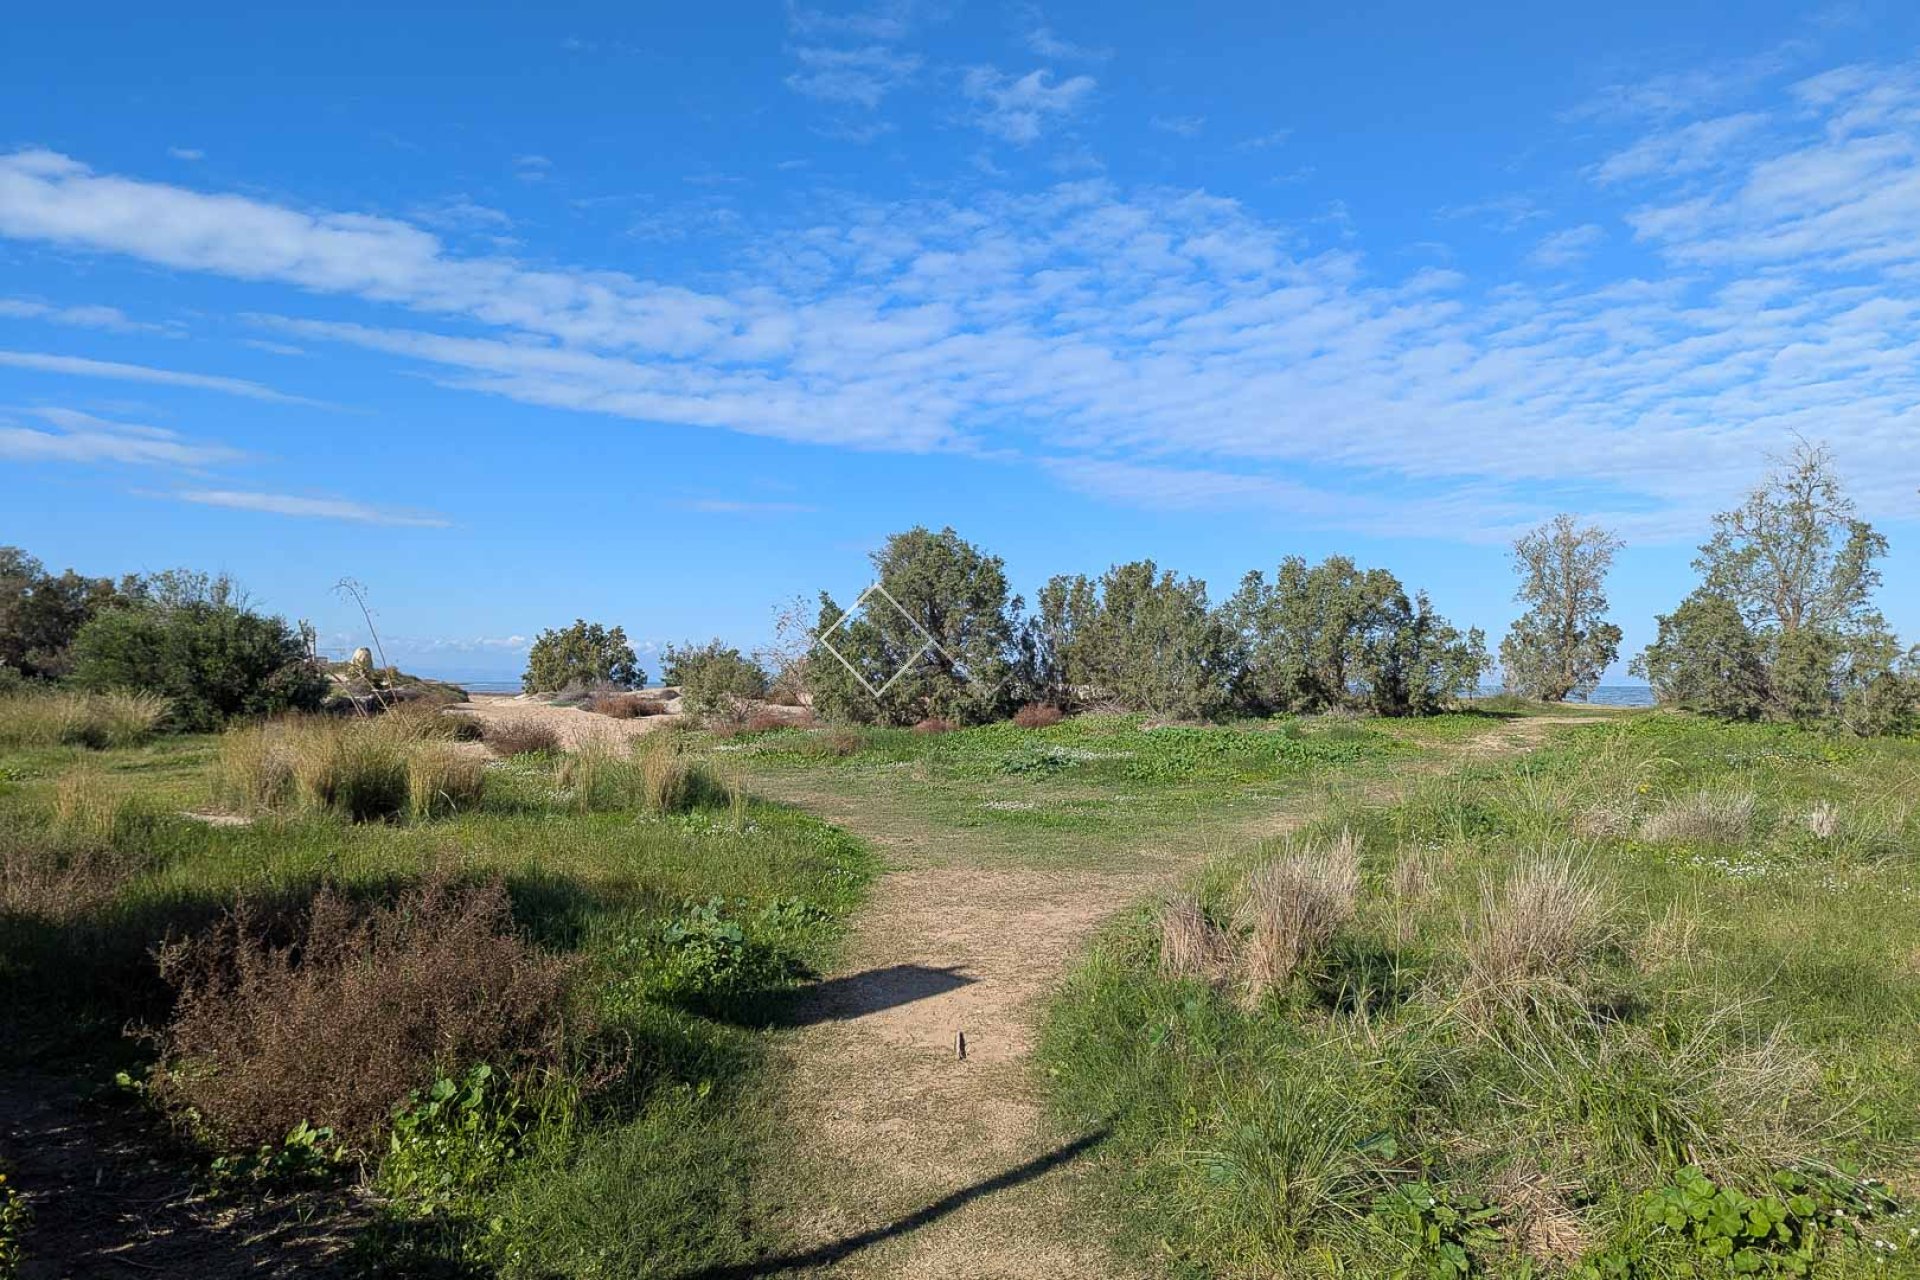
[0,710,875,1276]
[1041,712,1920,1278]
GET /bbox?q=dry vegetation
[0,687,170,749]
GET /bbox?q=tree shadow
[758,963,977,1029]
[675,1127,1112,1279]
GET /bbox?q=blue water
[1478,684,1655,707]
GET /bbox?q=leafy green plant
[0,1160,28,1280]
[208,1119,350,1189]
[1371,1182,1505,1279]
[662,640,769,719]
[1577,1166,1903,1278]
[379,1064,529,1215]
[522,619,642,694]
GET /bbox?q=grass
[0,687,170,750]
[0,714,877,1276]
[1040,712,1920,1278]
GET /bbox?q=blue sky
[4,1,1918,682]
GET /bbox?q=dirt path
[744,715,1602,1278]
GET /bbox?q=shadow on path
[678,1127,1112,1279]
[771,963,976,1028]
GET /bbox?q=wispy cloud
[167,147,204,162]
[962,67,1096,144]
[0,407,242,468]
[8,60,1920,540]
[0,348,306,402]
[0,297,166,334]
[1592,111,1767,184]
[786,44,920,107]
[1150,114,1205,138]
[674,498,819,515]
[1023,15,1110,62]
[1527,223,1606,268]
[169,488,451,527]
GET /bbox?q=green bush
[522,620,642,694]
[0,545,134,681]
[1026,561,1232,718]
[67,594,324,732]
[662,640,769,719]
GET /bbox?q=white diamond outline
[810,581,965,700]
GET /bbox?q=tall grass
[217,712,483,822]
[0,688,170,749]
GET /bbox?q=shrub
[483,720,561,757]
[1462,856,1617,1000]
[522,620,642,694]
[662,641,769,719]
[1027,561,1232,718]
[1011,702,1064,729]
[1236,830,1361,997]
[67,586,325,732]
[745,708,808,732]
[408,745,486,819]
[0,688,170,750]
[1158,894,1233,984]
[911,717,955,734]
[0,545,131,680]
[149,878,580,1153]
[587,693,666,719]
[1638,791,1755,845]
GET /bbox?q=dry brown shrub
[1,836,131,919]
[587,694,668,719]
[1463,856,1618,1000]
[747,707,811,732]
[1236,829,1361,998]
[1158,894,1233,984]
[1012,703,1064,729]
[911,717,955,735]
[149,877,581,1152]
[483,720,562,756]
[816,727,861,756]
[1639,791,1754,845]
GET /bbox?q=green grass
[1039,712,1920,1278]
[0,726,875,1276]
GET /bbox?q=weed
[1371,1181,1504,1279]
[1013,703,1065,728]
[482,719,561,757]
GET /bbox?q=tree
[1638,441,1904,728]
[0,546,133,680]
[1225,556,1487,716]
[807,527,1018,725]
[68,585,326,731]
[1025,562,1230,719]
[522,620,643,693]
[662,640,769,718]
[1696,440,1887,638]
[1498,515,1624,701]
[1631,590,1769,720]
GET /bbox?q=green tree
[68,581,326,731]
[1498,515,1624,701]
[1025,562,1230,719]
[807,527,1018,725]
[522,620,643,694]
[662,640,769,718]
[1631,591,1770,720]
[0,547,134,680]
[1225,556,1487,716]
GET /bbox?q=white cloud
[1150,114,1205,138]
[168,146,205,162]
[962,67,1096,144]
[0,297,165,333]
[170,489,451,527]
[0,349,306,402]
[1527,223,1606,268]
[1025,23,1110,62]
[0,407,242,468]
[8,59,1920,542]
[785,44,920,107]
[1593,112,1767,184]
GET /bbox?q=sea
[1479,684,1656,708]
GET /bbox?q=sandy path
[746,715,1600,1278]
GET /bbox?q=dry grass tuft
[150,877,580,1152]
[587,693,667,719]
[1462,856,1617,1000]
[407,744,487,819]
[0,688,171,749]
[1493,1165,1587,1266]
[1236,829,1361,998]
[1386,850,1437,948]
[483,719,562,757]
[1805,800,1843,842]
[1639,791,1755,845]
[289,719,410,822]
[640,738,697,814]
[1158,894,1234,984]
[1012,703,1065,729]
[216,721,297,812]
